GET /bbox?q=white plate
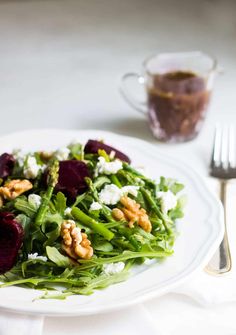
[0,129,224,316]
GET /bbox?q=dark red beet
[84,140,131,163]
[0,212,24,274]
[0,153,15,179]
[55,160,90,199]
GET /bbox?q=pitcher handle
[119,72,147,115]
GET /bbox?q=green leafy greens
[0,141,185,299]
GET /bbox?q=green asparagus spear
[34,160,59,227]
[71,207,114,241]
[140,187,171,233]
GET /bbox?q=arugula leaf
[46,246,71,268]
[157,177,184,195]
[169,182,184,195]
[93,240,113,252]
[93,176,111,189]
[16,213,31,230]
[169,195,187,220]
[43,222,62,246]
[68,142,84,160]
[14,197,36,218]
[53,192,67,216]
[67,270,130,295]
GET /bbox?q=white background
[0,0,235,143]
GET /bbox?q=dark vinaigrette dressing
[147,71,210,142]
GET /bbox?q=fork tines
[211,124,236,179]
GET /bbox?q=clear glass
[120,51,217,143]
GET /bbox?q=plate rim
[0,128,224,316]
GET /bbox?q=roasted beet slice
[84,140,131,163]
[55,160,90,199]
[0,153,15,179]
[0,212,24,274]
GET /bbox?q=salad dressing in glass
[147,71,210,142]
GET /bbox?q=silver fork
[205,124,236,275]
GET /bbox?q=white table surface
[0,0,236,334]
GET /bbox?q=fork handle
[205,180,232,275]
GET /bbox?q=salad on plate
[0,139,185,299]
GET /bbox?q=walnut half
[112,196,152,233]
[0,179,33,200]
[61,220,93,260]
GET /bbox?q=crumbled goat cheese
[13,149,25,167]
[64,207,72,216]
[156,190,177,213]
[99,184,121,205]
[28,253,47,262]
[54,147,70,161]
[96,156,123,176]
[28,194,42,209]
[103,262,125,275]
[23,156,42,179]
[90,202,103,211]
[98,184,139,205]
[121,185,139,197]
